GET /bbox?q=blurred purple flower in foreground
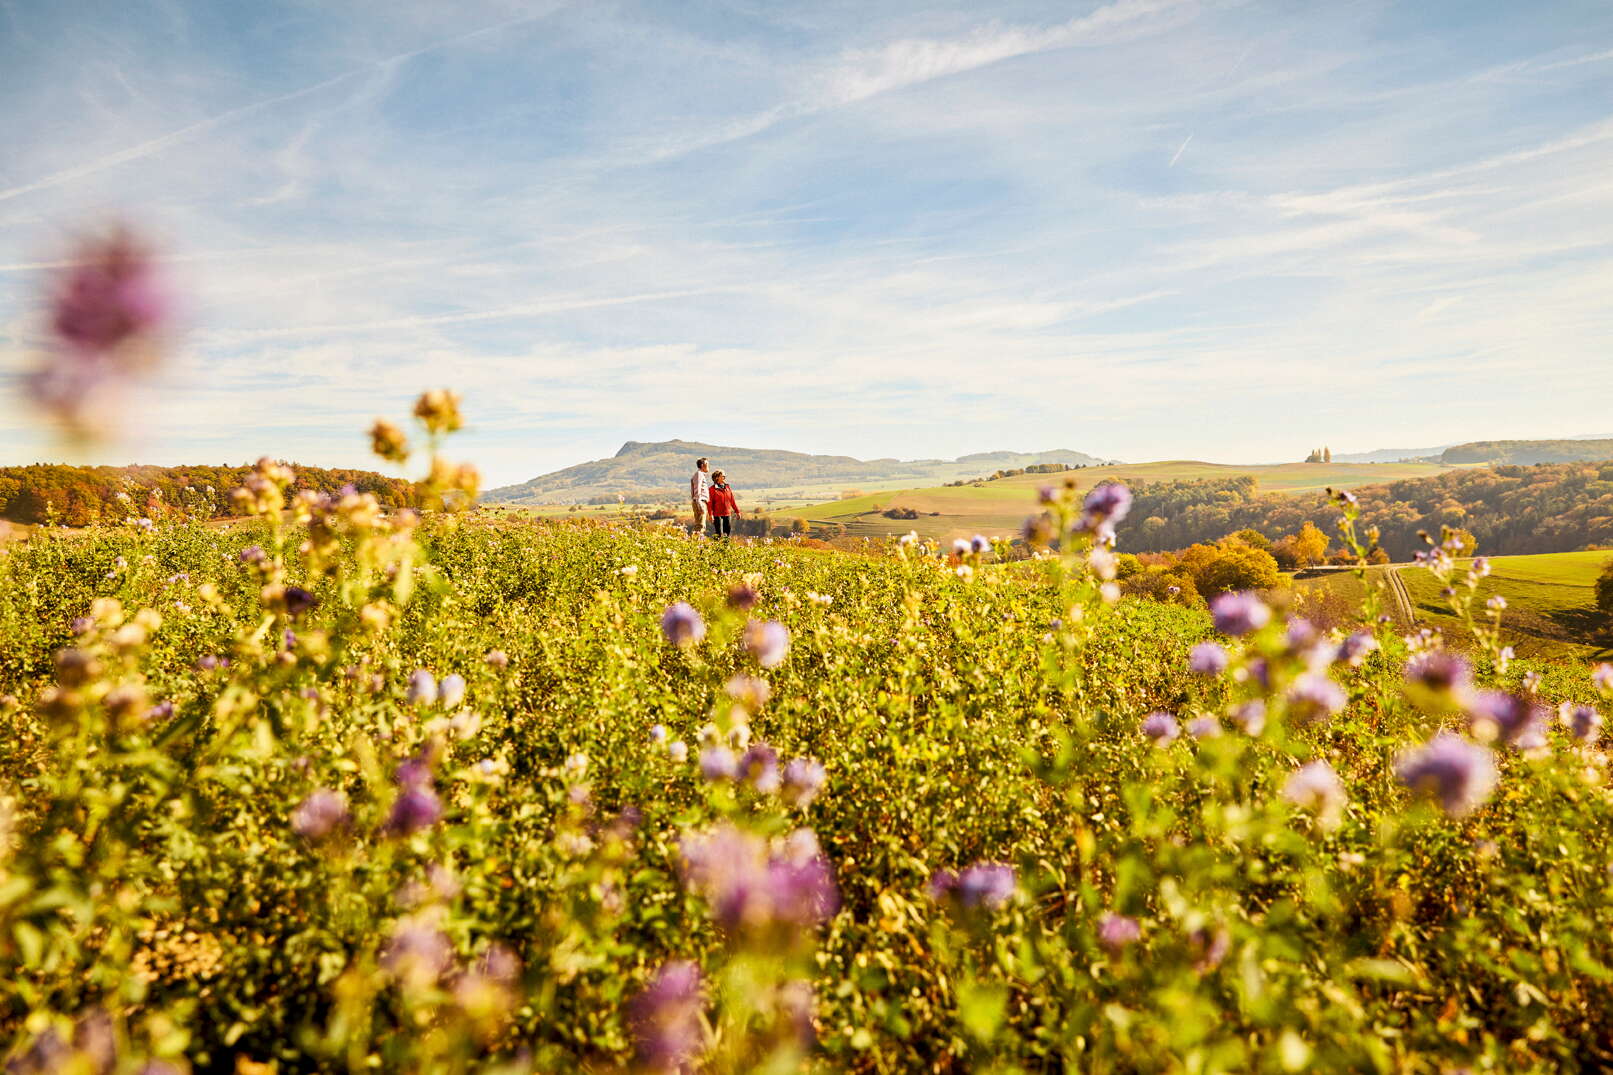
[29,226,172,438]
[1282,761,1348,829]
[1078,482,1131,543]
[1141,711,1179,745]
[1397,732,1498,817]
[660,602,706,647]
[1188,642,1229,676]
[291,789,350,841]
[929,861,1016,911]
[1560,702,1602,745]
[1404,651,1473,710]
[679,824,838,934]
[744,619,790,668]
[1286,672,1347,724]
[781,757,827,808]
[1096,913,1141,952]
[1467,690,1548,751]
[1210,592,1270,637]
[629,961,705,1074]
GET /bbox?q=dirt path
[1384,567,1416,627]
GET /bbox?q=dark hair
[696,458,708,469]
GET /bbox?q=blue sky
[1,0,1611,486]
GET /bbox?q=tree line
[1115,462,1613,562]
[0,463,417,526]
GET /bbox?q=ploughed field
[789,460,1453,542]
[1,503,1610,1073]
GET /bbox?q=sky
[1,0,1611,488]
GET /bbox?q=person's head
[696,457,708,472]
[713,470,725,484]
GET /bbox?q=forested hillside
[1119,462,1613,559]
[0,463,415,525]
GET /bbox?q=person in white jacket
[689,457,711,534]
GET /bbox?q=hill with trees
[0,463,415,526]
[1117,462,1613,561]
[484,439,1111,505]
[1438,439,1613,465]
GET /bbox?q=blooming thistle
[744,619,790,668]
[1467,691,1549,750]
[290,789,350,841]
[1096,913,1141,952]
[1403,651,1473,711]
[628,961,706,1074]
[1286,672,1347,724]
[781,757,827,808]
[1397,733,1498,817]
[1140,711,1180,745]
[1210,592,1270,637]
[1188,642,1229,676]
[1281,761,1348,829]
[1560,702,1602,745]
[660,603,706,647]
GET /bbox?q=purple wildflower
[438,673,466,708]
[1186,716,1222,739]
[385,786,442,837]
[679,823,839,933]
[281,586,318,619]
[726,584,759,612]
[1211,592,1271,637]
[291,789,350,840]
[382,917,454,990]
[1078,482,1132,542]
[660,602,706,647]
[1403,651,1473,710]
[1141,711,1180,745]
[927,869,960,902]
[744,620,790,668]
[1397,732,1498,817]
[1593,663,1613,692]
[1334,631,1377,667]
[1467,691,1548,750]
[238,545,266,564]
[1560,702,1602,745]
[699,746,738,782]
[970,534,991,555]
[1096,913,1141,952]
[781,757,827,808]
[955,863,1016,910]
[1229,699,1267,736]
[1286,672,1348,724]
[1188,642,1229,676]
[739,744,781,794]
[406,669,438,707]
[628,961,705,1073]
[1188,926,1231,973]
[1282,761,1347,828]
[484,649,509,670]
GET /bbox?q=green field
[783,459,1453,541]
[1298,551,1612,659]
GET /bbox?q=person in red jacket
[707,470,739,538]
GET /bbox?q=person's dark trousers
[711,515,732,537]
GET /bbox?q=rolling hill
[1438,439,1613,465]
[483,440,1113,505]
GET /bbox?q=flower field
[1,449,1611,1074]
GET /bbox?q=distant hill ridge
[485,439,1113,505]
[1439,439,1613,465]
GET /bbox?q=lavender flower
[661,602,707,647]
[629,961,705,1073]
[1282,761,1347,829]
[1096,913,1141,952]
[438,673,466,708]
[744,620,790,668]
[291,789,350,840]
[1140,711,1180,745]
[1228,699,1267,736]
[1188,642,1229,676]
[1397,732,1498,817]
[781,758,827,808]
[739,743,781,794]
[1286,672,1347,724]
[1560,702,1602,745]
[1211,592,1271,637]
[1467,691,1548,750]
[406,669,438,706]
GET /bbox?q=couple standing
[689,457,740,537]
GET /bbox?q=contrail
[0,5,563,205]
[1169,134,1193,167]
